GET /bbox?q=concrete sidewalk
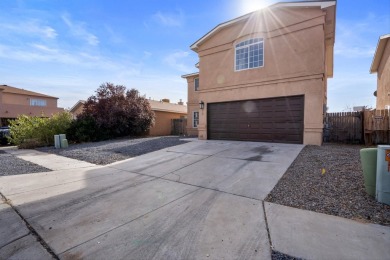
[3,147,96,170]
[265,202,390,260]
[0,141,389,259]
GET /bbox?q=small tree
[69,83,155,142]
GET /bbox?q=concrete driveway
[0,140,303,259]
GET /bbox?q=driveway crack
[262,201,273,254]
[0,192,59,259]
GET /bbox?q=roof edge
[190,1,336,51]
[152,108,187,114]
[370,34,390,73]
[0,84,59,99]
[181,72,199,78]
[190,12,252,51]
[69,100,86,113]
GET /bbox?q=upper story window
[194,78,199,91]
[30,99,47,107]
[235,38,264,71]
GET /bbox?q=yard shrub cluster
[67,83,155,143]
[9,112,73,148]
[8,83,154,147]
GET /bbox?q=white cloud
[0,20,57,39]
[104,25,123,44]
[31,43,59,53]
[334,13,389,58]
[0,43,142,75]
[153,10,184,27]
[61,13,99,46]
[334,45,376,59]
[143,51,152,59]
[163,50,193,73]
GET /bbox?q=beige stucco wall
[71,103,85,119]
[0,92,63,120]
[376,41,390,109]
[149,110,186,136]
[192,7,329,145]
[2,92,58,107]
[185,75,200,136]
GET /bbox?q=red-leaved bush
[67,83,155,142]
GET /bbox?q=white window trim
[234,38,264,72]
[194,77,199,91]
[193,111,199,128]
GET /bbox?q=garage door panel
[207,95,304,144]
[274,110,302,117]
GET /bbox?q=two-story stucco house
[0,84,64,126]
[371,34,390,109]
[182,1,336,145]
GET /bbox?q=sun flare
[240,0,273,14]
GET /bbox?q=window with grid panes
[235,38,264,71]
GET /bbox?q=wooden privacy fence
[324,110,390,144]
[364,109,390,145]
[324,112,363,144]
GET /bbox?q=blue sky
[0,0,389,111]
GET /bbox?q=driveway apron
[0,140,303,259]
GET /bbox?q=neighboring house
[182,1,336,145]
[148,99,187,136]
[69,100,86,119]
[371,34,390,110]
[0,84,64,126]
[69,99,187,136]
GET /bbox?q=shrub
[70,83,155,142]
[66,115,109,143]
[8,112,73,148]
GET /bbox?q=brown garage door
[207,95,304,144]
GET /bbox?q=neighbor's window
[235,38,264,71]
[194,78,199,91]
[30,99,47,107]
[193,111,199,128]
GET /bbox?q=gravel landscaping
[272,250,302,260]
[37,136,190,165]
[0,150,51,176]
[266,144,390,226]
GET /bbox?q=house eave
[69,100,86,113]
[190,1,336,52]
[370,34,390,74]
[181,72,200,78]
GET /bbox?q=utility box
[360,148,377,197]
[54,135,60,149]
[54,134,67,149]
[376,145,390,205]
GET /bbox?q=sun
[240,0,273,14]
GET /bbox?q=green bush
[8,112,73,148]
[66,115,109,143]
